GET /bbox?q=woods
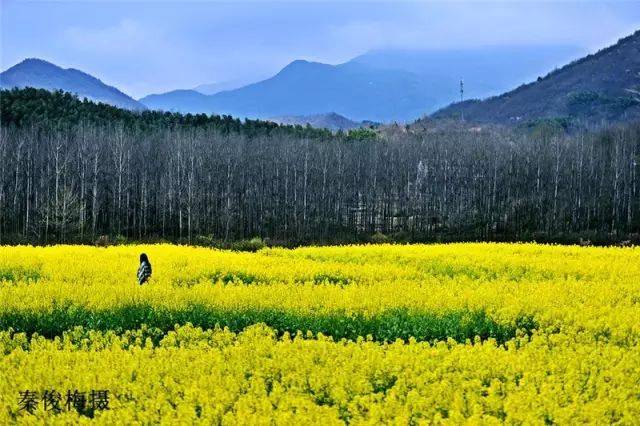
[1,88,639,245]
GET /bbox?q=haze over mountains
[194,78,256,95]
[0,58,146,111]
[140,45,582,122]
[140,60,430,122]
[434,30,640,124]
[2,32,639,127]
[350,45,583,109]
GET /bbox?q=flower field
[1,243,639,424]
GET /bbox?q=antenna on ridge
[459,79,464,122]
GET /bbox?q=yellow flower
[0,243,639,423]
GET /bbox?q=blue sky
[2,0,639,98]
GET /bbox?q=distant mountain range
[193,78,256,95]
[433,31,640,124]
[351,45,583,108]
[3,33,638,126]
[140,45,582,122]
[140,60,431,122]
[0,58,145,110]
[269,112,376,131]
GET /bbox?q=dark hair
[140,253,149,263]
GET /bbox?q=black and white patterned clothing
[137,261,152,285]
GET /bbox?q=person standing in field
[137,253,152,285]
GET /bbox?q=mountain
[194,78,255,95]
[0,58,145,110]
[140,44,583,123]
[269,112,375,131]
[141,60,431,122]
[139,89,212,114]
[351,45,583,111]
[432,31,640,124]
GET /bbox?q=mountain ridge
[432,30,640,124]
[141,60,431,122]
[0,58,146,111]
[140,44,583,122]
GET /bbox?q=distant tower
[459,79,464,122]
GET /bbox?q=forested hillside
[433,30,640,124]
[1,88,639,245]
[0,59,146,111]
[0,88,331,138]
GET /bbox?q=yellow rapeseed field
[1,243,639,424]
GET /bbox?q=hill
[432,31,640,124]
[0,58,146,111]
[269,112,375,131]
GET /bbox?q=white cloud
[64,19,152,54]
[328,2,639,51]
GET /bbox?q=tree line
[1,88,639,245]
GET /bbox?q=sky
[2,0,639,98]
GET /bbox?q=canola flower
[1,243,639,343]
[0,243,639,424]
[1,324,640,424]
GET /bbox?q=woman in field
[137,253,152,285]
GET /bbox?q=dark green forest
[1,88,639,246]
[1,88,336,138]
